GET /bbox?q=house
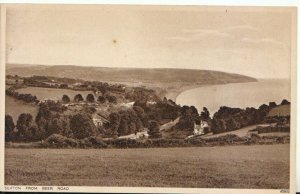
[194,120,210,135]
[120,101,135,109]
[92,114,109,127]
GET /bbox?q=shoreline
[164,84,206,102]
[164,80,260,103]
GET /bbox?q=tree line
[62,93,117,104]
[6,87,39,104]
[211,99,290,134]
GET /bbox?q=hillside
[6,64,257,86]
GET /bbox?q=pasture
[5,95,39,122]
[16,87,92,101]
[5,144,289,189]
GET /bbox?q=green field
[5,144,289,188]
[5,95,39,122]
[16,87,92,101]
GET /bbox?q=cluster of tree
[211,102,277,134]
[5,111,97,142]
[211,99,290,134]
[108,106,149,137]
[135,98,182,123]
[39,100,67,112]
[173,105,201,133]
[23,76,69,89]
[125,87,160,103]
[92,81,125,95]
[5,113,40,142]
[6,87,39,103]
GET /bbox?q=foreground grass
[5,144,289,189]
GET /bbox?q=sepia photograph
[1,3,297,193]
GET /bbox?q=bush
[45,134,79,147]
[45,134,68,144]
[88,136,107,148]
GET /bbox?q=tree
[70,113,96,139]
[200,107,210,121]
[86,94,95,103]
[62,95,70,103]
[16,113,33,141]
[47,118,64,136]
[74,94,84,102]
[269,102,277,108]
[108,112,121,137]
[5,114,15,141]
[133,106,148,128]
[281,99,290,105]
[175,111,195,132]
[97,96,105,103]
[118,117,129,136]
[259,104,269,111]
[148,120,161,138]
[106,95,117,104]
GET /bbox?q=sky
[5,5,295,79]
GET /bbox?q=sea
[176,79,291,115]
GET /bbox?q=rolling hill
[6,64,257,86]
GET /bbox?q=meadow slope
[5,144,289,189]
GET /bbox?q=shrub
[45,134,68,144]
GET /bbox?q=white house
[194,120,209,135]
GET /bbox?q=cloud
[242,37,285,47]
[165,28,231,42]
[224,25,259,32]
[164,36,190,41]
[183,29,231,38]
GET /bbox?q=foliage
[74,94,84,102]
[62,94,70,103]
[16,113,34,141]
[211,103,272,134]
[281,99,290,105]
[106,94,117,104]
[5,114,15,141]
[148,120,161,138]
[70,113,96,139]
[86,94,95,103]
[200,107,210,121]
[97,95,105,103]
[6,87,38,104]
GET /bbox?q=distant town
[5,73,290,148]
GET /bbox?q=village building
[194,120,210,135]
[92,114,109,128]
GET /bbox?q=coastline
[164,84,207,102]
[164,80,259,103]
